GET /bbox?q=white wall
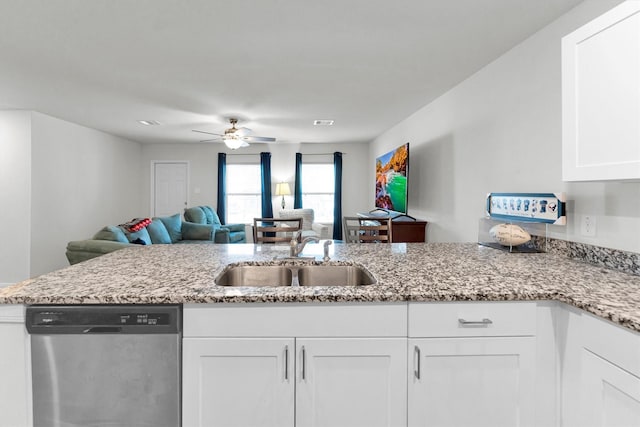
[370,0,640,253]
[30,112,144,276]
[0,111,31,286]
[141,141,370,227]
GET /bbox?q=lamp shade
[275,182,291,196]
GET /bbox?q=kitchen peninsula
[1,243,638,324]
[1,242,639,427]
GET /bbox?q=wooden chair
[253,217,302,244]
[357,217,392,243]
[342,216,361,243]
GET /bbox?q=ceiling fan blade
[240,141,250,148]
[198,138,222,143]
[236,127,252,136]
[192,129,223,136]
[242,136,276,143]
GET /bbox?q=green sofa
[184,206,247,243]
[65,213,229,265]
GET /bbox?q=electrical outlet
[580,215,597,237]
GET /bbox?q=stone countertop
[2,242,640,332]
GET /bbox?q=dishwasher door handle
[82,327,123,333]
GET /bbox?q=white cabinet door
[296,338,407,427]
[408,337,536,427]
[562,1,640,181]
[0,305,30,427]
[581,349,640,427]
[182,338,295,427]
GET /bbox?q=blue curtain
[216,153,227,225]
[294,152,303,209]
[260,152,274,218]
[333,152,343,240]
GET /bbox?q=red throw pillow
[120,218,152,232]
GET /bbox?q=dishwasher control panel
[26,305,181,334]
[118,313,170,325]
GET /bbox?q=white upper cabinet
[562,1,640,181]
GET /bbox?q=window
[301,163,334,223]
[226,164,261,224]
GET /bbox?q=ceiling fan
[192,118,276,150]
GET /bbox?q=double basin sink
[215,263,376,287]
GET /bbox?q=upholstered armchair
[184,206,247,243]
[277,208,330,239]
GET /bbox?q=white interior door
[153,162,188,217]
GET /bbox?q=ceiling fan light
[224,137,244,150]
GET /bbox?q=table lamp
[275,182,291,209]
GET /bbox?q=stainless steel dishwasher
[26,305,181,427]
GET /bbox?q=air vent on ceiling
[313,119,334,126]
[138,120,161,126]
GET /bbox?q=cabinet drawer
[582,312,640,378]
[184,302,407,338]
[408,301,536,337]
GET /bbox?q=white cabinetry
[182,300,640,427]
[296,338,406,427]
[0,305,30,427]
[576,312,640,427]
[581,350,640,427]
[182,303,407,427]
[408,302,537,427]
[562,1,640,181]
[182,338,295,427]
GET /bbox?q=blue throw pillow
[157,213,182,243]
[184,206,206,224]
[93,225,129,243]
[147,218,172,244]
[124,226,152,245]
[201,206,222,226]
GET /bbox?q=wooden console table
[357,211,428,243]
[390,218,428,243]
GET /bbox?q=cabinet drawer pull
[284,345,289,381]
[458,318,493,326]
[414,345,421,380]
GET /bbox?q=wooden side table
[390,219,427,243]
[356,211,428,243]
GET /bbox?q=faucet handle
[323,240,333,262]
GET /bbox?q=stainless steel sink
[215,264,376,287]
[297,265,377,286]
[215,265,292,287]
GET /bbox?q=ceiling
[0,0,584,145]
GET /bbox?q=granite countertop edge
[1,243,639,333]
